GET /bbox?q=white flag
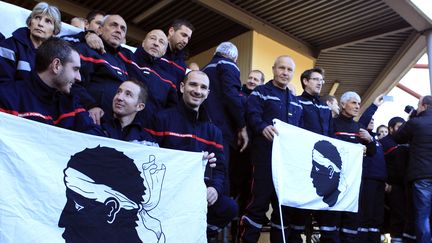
[0,112,207,242]
[272,119,363,212]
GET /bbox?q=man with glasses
[287,67,337,243]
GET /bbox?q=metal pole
[426,30,432,94]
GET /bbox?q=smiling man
[101,80,156,145]
[0,38,101,135]
[146,70,238,242]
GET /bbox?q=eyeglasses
[309,77,325,83]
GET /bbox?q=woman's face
[29,14,55,41]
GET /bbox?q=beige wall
[188,31,316,94]
[251,31,315,95]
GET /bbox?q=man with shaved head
[126,29,178,126]
[239,55,303,243]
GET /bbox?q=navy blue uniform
[202,54,246,157]
[0,73,102,135]
[240,81,302,243]
[62,31,87,44]
[356,104,387,243]
[146,101,237,232]
[332,113,376,243]
[102,117,157,146]
[72,40,132,122]
[163,47,187,71]
[0,27,35,83]
[128,47,178,125]
[288,91,337,243]
[380,134,415,242]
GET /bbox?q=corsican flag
[0,112,207,242]
[272,119,364,212]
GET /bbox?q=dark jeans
[412,179,432,243]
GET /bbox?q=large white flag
[272,119,364,212]
[0,112,207,243]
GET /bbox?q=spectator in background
[70,17,86,30]
[380,116,416,243]
[324,95,340,118]
[376,124,388,140]
[62,10,105,49]
[230,69,264,240]
[0,38,101,135]
[393,95,432,243]
[357,95,387,243]
[188,62,199,71]
[0,2,61,83]
[165,19,194,70]
[202,41,249,194]
[241,69,265,96]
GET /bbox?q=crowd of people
[0,2,431,243]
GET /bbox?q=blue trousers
[412,179,432,243]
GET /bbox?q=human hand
[88,107,104,125]
[262,125,278,141]
[207,187,218,206]
[237,126,249,152]
[86,32,105,54]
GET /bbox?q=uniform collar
[178,100,210,123]
[30,73,61,104]
[301,91,320,102]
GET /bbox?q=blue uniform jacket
[61,31,87,44]
[146,101,226,195]
[332,114,376,156]
[202,54,246,144]
[247,81,303,164]
[298,91,332,136]
[126,47,178,125]
[0,73,103,135]
[163,47,187,71]
[380,134,409,185]
[102,117,157,146]
[72,40,132,120]
[357,104,387,180]
[0,27,35,83]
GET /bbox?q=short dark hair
[422,95,432,108]
[300,67,324,89]
[183,70,208,85]
[125,79,148,103]
[170,19,195,32]
[86,10,105,23]
[250,70,265,83]
[35,37,77,73]
[388,116,405,129]
[376,124,387,132]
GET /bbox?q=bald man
[126,29,178,126]
[239,56,303,243]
